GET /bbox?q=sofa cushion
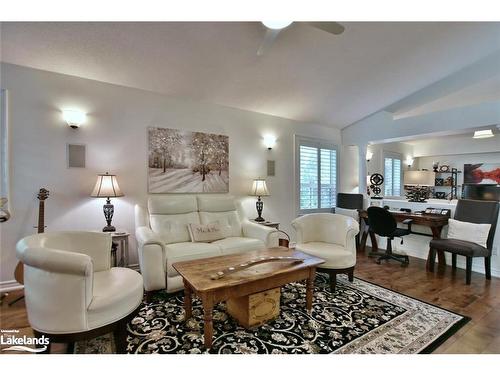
[188,222,225,243]
[197,195,236,212]
[212,237,265,255]
[150,212,200,244]
[199,211,242,237]
[165,242,222,277]
[295,241,355,269]
[334,207,359,222]
[148,195,198,215]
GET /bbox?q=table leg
[201,294,214,349]
[306,267,316,313]
[183,280,192,320]
[124,238,129,267]
[426,226,445,271]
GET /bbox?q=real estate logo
[0,329,49,353]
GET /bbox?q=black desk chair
[367,206,411,266]
[336,193,364,248]
[429,199,499,285]
[337,193,364,210]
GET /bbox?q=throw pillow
[334,207,359,222]
[447,218,491,248]
[188,222,225,243]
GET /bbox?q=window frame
[383,151,403,197]
[295,135,340,216]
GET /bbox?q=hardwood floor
[1,248,500,354]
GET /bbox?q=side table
[251,220,280,229]
[111,231,130,267]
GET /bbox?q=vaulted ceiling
[1,22,499,128]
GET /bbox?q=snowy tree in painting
[148,127,229,193]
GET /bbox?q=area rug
[75,273,469,354]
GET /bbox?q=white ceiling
[1,22,500,128]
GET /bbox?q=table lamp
[250,178,270,222]
[403,170,434,202]
[91,172,124,232]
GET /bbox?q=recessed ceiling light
[473,129,494,139]
[262,21,293,30]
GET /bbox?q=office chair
[336,193,364,249]
[429,199,499,285]
[367,206,412,266]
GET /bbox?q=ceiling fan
[257,21,345,56]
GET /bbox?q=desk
[359,210,449,270]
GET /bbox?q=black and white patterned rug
[76,273,469,354]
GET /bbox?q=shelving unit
[434,168,461,200]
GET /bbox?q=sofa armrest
[135,226,167,292]
[136,226,164,247]
[241,220,279,248]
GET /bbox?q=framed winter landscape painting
[148,127,229,193]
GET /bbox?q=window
[384,152,402,196]
[296,136,338,214]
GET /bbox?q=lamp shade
[91,172,124,198]
[404,170,435,186]
[250,179,270,196]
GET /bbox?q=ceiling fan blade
[305,22,345,35]
[257,28,281,56]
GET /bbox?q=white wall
[0,63,341,284]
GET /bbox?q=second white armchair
[292,213,359,292]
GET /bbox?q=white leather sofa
[135,195,279,294]
[16,231,143,353]
[292,213,359,292]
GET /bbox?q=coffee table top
[173,248,324,292]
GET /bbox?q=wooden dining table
[358,209,450,270]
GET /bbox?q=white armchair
[291,213,359,291]
[16,231,144,353]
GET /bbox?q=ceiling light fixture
[262,21,293,30]
[473,129,494,139]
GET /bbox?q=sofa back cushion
[148,195,200,244]
[197,195,242,237]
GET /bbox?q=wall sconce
[62,109,86,129]
[366,150,373,162]
[406,157,414,168]
[263,134,277,150]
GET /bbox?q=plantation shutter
[384,153,402,196]
[297,137,338,214]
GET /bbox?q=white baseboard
[0,279,23,293]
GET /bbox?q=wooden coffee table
[173,248,324,348]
